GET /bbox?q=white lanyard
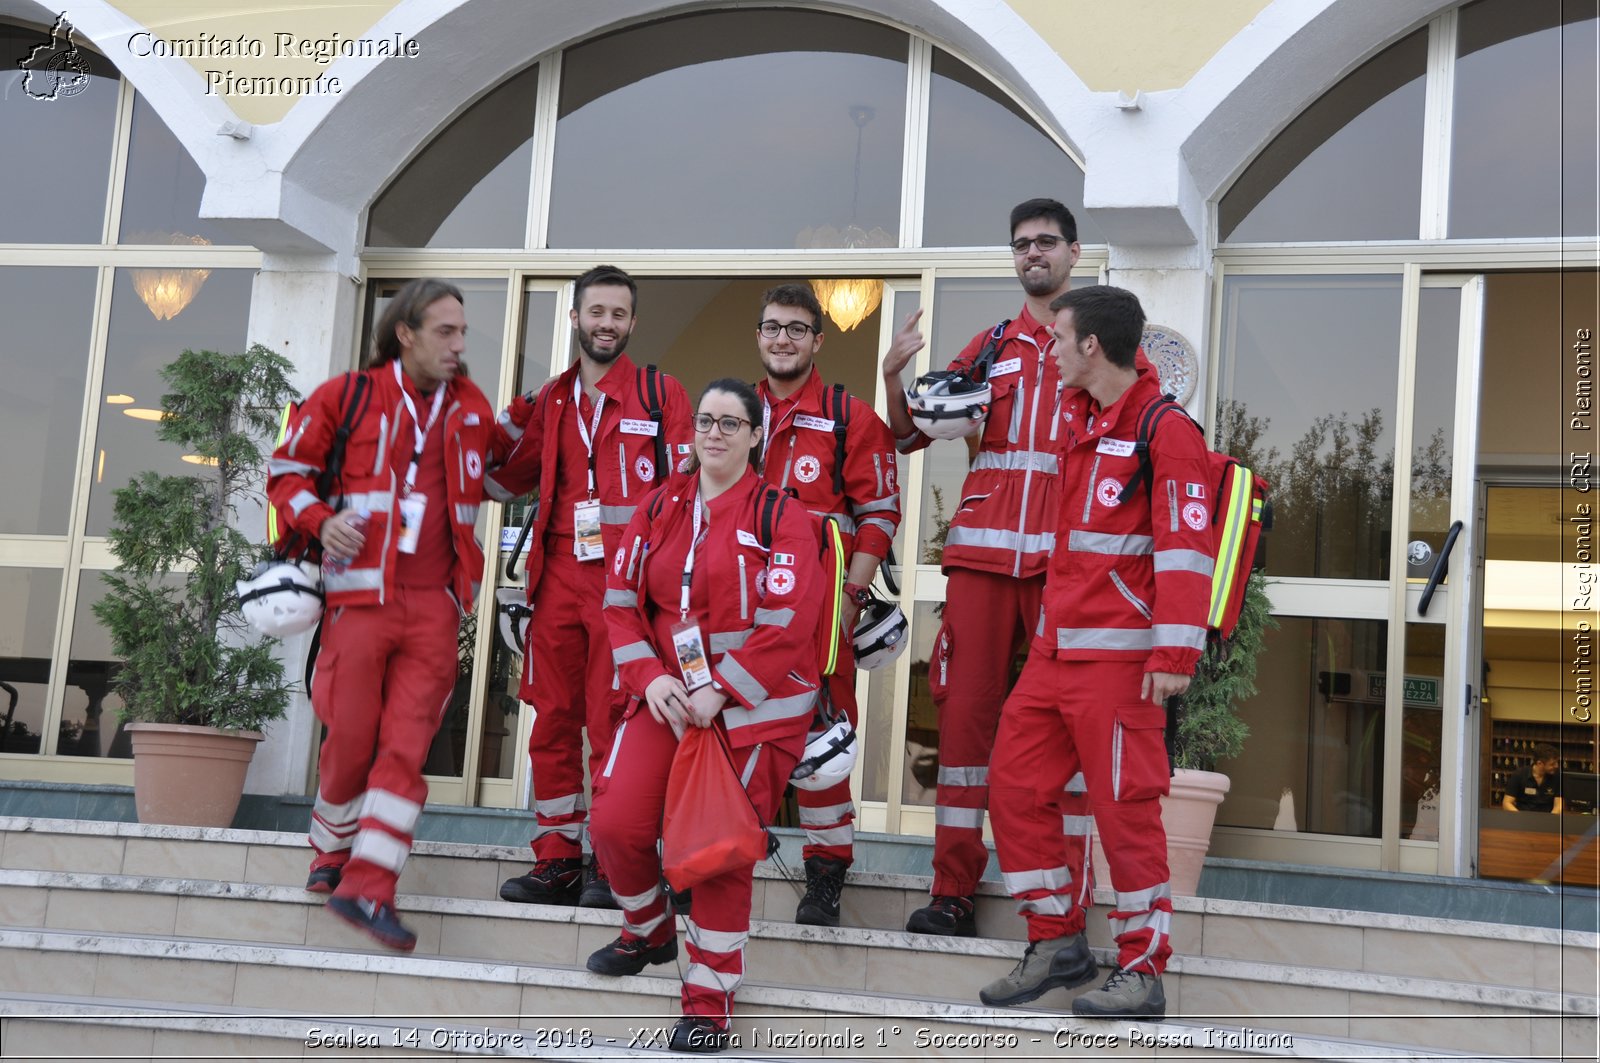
[572,376,607,497]
[680,491,707,621]
[758,396,798,471]
[393,361,446,495]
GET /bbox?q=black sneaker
[669,1016,729,1054]
[906,894,977,937]
[585,933,678,977]
[325,895,417,952]
[795,855,847,927]
[579,858,618,909]
[499,857,582,904]
[305,865,342,894]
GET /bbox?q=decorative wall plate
[1141,324,1199,406]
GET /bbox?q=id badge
[397,493,426,554]
[670,619,712,691]
[573,499,604,561]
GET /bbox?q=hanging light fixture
[128,232,212,321]
[798,105,892,332]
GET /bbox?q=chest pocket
[981,374,1022,448]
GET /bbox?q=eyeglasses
[758,320,820,340]
[693,413,753,435]
[1009,234,1066,254]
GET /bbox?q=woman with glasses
[587,377,824,1054]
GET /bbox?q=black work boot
[669,1016,729,1053]
[906,894,977,937]
[795,855,847,927]
[579,857,618,909]
[498,857,582,904]
[585,933,678,976]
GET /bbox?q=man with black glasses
[753,283,902,927]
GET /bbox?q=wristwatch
[843,582,872,607]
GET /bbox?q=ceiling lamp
[799,105,893,332]
[128,232,212,321]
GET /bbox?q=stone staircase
[0,815,1594,1061]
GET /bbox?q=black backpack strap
[829,383,850,496]
[315,371,371,501]
[1118,394,1195,503]
[968,319,1012,383]
[639,364,667,482]
[754,485,786,550]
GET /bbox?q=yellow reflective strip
[822,521,845,675]
[1208,469,1252,629]
[270,402,296,544]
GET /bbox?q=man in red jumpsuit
[486,265,692,908]
[881,199,1097,937]
[983,285,1214,1020]
[753,283,901,927]
[267,278,495,951]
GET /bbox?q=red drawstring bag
[661,727,768,893]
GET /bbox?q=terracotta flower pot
[127,722,263,828]
[1091,768,1231,897]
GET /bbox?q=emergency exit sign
[1367,673,1441,707]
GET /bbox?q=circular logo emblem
[1182,501,1209,531]
[1141,324,1200,406]
[677,454,694,474]
[1407,540,1433,567]
[634,456,654,482]
[613,547,626,575]
[768,568,796,596]
[465,450,482,479]
[794,455,821,484]
[884,464,897,494]
[1096,477,1123,508]
[755,568,768,597]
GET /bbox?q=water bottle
[323,506,369,580]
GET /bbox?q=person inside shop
[586,378,825,1054]
[1502,745,1563,814]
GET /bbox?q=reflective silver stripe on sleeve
[752,607,794,628]
[971,449,1058,474]
[814,511,857,535]
[600,504,636,525]
[337,489,393,515]
[1056,627,1154,652]
[454,503,480,525]
[709,630,750,654]
[289,490,321,517]
[716,655,769,706]
[612,641,655,666]
[944,526,1056,553]
[859,516,896,540]
[1153,624,1209,650]
[1068,530,1154,555]
[498,409,524,442]
[604,589,638,609]
[853,496,899,515]
[483,475,515,502]
[1154,549,1215,576]
[723,688,815,730]
[934,806,985,829]
[937,765,988,787]
[323,568,384,593]
[269,458,320,477]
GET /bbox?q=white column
[1106,246,1213,421]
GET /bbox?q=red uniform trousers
[589,705,801,1027]
[798,634,858,866]
[523,545,626,861]
[989,654,1173,975]
[307,587,459,905]
[928,569,1092,906]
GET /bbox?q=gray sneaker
[1071,967,1166,1020]
[978,933,1097,1007]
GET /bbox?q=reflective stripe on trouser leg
[309,790,362,859]
[682,917,748,1025]
[1061,767,1095,908]
[1111,883,1173,975]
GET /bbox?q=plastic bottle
[322,507,369,580]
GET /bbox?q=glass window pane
[1216,615,1389,839]
[1449,0,1599,238]
[550,10,906,249]
[0,568,64,755]
[1401,622,1446,841]
[119,94,233,246]
[0,267,95,534]
[1215,274,1403,580]
[1219,31,1426,243]
[0,22,119,243]
[902,601,945,807]
[1405,288,1462,576]
[367,64,538,248]
[85,268,254,537]
[923,49,1100,247]
[61,571,135,759]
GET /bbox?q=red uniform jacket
[485,353,692,596]
[756,368,901,564]
[267,364,495,610]
[1037,369,1215,676]
[604,469,823,748]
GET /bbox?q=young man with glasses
[485,265,693,909]
[880,198,1100,940]
[753,283,902,927]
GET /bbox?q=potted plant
[94,344,301,827]
[1091,570,1276,895]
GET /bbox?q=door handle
[504,499,538,583]
[1417,519,1463,617]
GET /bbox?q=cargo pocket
[928,620,954,706]
[1111,702,1170,801]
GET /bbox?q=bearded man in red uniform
[267,278,495,951]
[487,265,692,908]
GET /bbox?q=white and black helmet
[852,595,908,671]
[790,718,858,791]
[236,560,323,637]
[906,370,991,439]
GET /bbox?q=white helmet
[790,719,858,791]
[906,371,991,440]
[852,596,908,671]
[236,560,323,637]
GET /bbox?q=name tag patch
[990,356,1022,377]
[620,418,660,436]
[736,529,761,548]
[1097,437,1136,457]
[794,414,835,432]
